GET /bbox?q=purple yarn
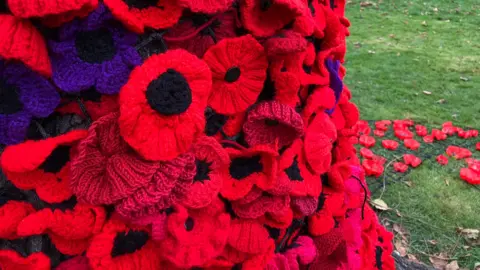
[49,4,142,95]
[325,59,343,115]
[0,61,60,145]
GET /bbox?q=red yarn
[263,30,308,58]
[203,35,268,115]
[339,101,360,128]
[104,0,182,33]
[0,250,50,270]
[0,15,51,77]
[302,86,336,123]
[244,101,304,148]
[271,71,301,108]
[178,0,234,14]
[375,120,391,131]
[381,140,399,150]
[404,138,420,150]
[55,256,90,270]
[57,95,119,121]
[119,49,211,161]
[359,135,375,148]
[304,112,337,175]
[393,162,408,173]
[403,154,422,168]
[362,159,384,178]
[0,201,34,240]
[41,1,98,27]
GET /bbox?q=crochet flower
[183,136,230,209]
[57,89,119,121]
[203,35,268,115]
[0,201,35,240]
[49,4,141,94]
[1,130,87,203]
[0,61,60,145]
[178,0,234,14]
[205,108,246,140]
[119,49,211,161]
[104,0,182,33]
[266,236,316,269]
[160,198,230,268]
[221,143,278,200]
[0,250,51,270]
[304,112,337,175]
[166,12,237,58]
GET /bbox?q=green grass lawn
[344,0,480,268]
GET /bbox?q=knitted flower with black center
[1,130,87,203]
[119,49,211,161]
[0,61,60,145]
[308,185,345,236]
[16,204,106,255]
[374,221,395,270]
[87,218,162,270]
[182,136,230,209]
[278,139,321,197]
[203,34,268,115]
[177,0,234,14]
[221,143,278,200]
[165,12,237,58]
[159,198,230,268]
[104,0,182,34]
[204,108,246,140]
[48,4,141,95]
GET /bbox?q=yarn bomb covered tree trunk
[0,0,395,269]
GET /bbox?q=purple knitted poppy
[0,60,60,145]
[325,59,343,115]
[49,4,141,95]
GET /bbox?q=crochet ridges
[0,0,394,269]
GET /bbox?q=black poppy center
[260,0,273,11]
[316,192,326,212]
[205,107,227,136]
[39,146,72,173]
[184,217,194,231]
[75,28,116,64]
[284,156,303,181]
[264,119,279,126]
[194,159,212,183]
[123,0,159,9]
[375,246,383,269]
[146,69,192,115]
[79,87,102,102]
[229,155,263,180]
[224,67,241,83]
[0,80,23,115]
[111,231,149,257]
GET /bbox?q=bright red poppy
[432,129,447,141]
[352,120,371,137]
[466,159,480,173]
[373,129,385,137]
[375,120,391,131]
[436,155,448,166]
[415,125,428,137]
[360,148,374,159]
[476,142,480,151]
[394,129,413,140]
[381,140,399,150]
[372,155,387,165]
[459,168,480,185]
[441,122,457,136]
[393,162,408,173]
[403,154,422,168]
[423,135,434,143]
[362,159,384,177]
[468,130,479,137]
[446,146,472,159]
[359,135,376,148]
[404,139,420,150]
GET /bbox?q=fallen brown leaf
[371,198,389,211]
[407,254,420,263]
[446,260,460,270]
[394,239,408,256]
[395,209,402,217]
[428,240,438,245]
[474,262,480,270]
[360,1,373,7]
[429,253,449,269]
[457,227,479,240]
[393,223,409,238]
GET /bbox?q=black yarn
[75,28,116,64]
[146,69,192,115]
[303,64,312,74]
[260,0,272,11]
[205,107,227,136]
[194,159,212,183]
[220,195,237,219]
[0,171,26,206]
[111,231,149,257]
[232,264,242,270]
[0,80,23,115]
[184,217,195,231]
[265,225,281,240]
[0,0,10,13]
[229,155,263,180]
[257,73,275,102]
[321,173,329,186]
[79,87,102,102]
[308,0,315,15]
[265,119,279,126]
[330,0,336,9]
[123,0,159,9]
[375,246,383,270]
[285,156,304,181]
[45,196,78,212]
[39,146,72,173]
[315,192,326,212]
[224,67,241,83]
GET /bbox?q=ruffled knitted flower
[49,4,141,94]
[203,35,268,115]
[0,201,35,240]
[1,130,87,203]
[221,143,278,200]
[243,101,304,148]
[266,236,317,269]
[165,12,237,58]
[310,227,348,269]
[160,197,230,268]
[104,0,182,33]
[178,0,234,14]
[57,89,119,121]
[304,111,337,175]
[119,49,211,161]
[0,61,60,145]
[0,250,51,270]
[183,136,230,209]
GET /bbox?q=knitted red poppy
[352,120,371,137]
[373,129,385,137]
[310,227,347,269]
[206,110,247,140]
[57,94,119,121]
[17,204,106,255]
[339,101,359,128]
[221,143,278,200]
[1,130,87,203]
[87,218,161,270]
[309,186,345,236]
[403,154,422,168]
[278,139,320,197]
[415,124,428,137]
[182,136,230,209]
[0,201,34,240]
[0,250,50,270]
[381,139,398,150]
[404,138,420,150]
[375,224,395,270]
[241,0,307,37]
[436,155,448,166]
[394,129,413,140]
[270,71,302,108]
[360,148,374,159]
[375,120,391,131]
[304,112,337,175]
[243,101,304,148]
[0,15,51,77]
[302,86,336,123]
[446,146,472,159]
[203,35,268,115]
[263,30,308,58]
[333,136,360,164]
[160,198,230,268]
[119,49,211,161]
[359,135,375,148]
[423,135,434,143]
[291,196,318,218]
[393,162,408,173]
[178,0,234,14]
[362,159,384,178]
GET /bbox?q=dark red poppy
[0,201,34,240]
[476,142,480,151]
[381,140,398,151]
[1,130,87,203]
[359,135,375,148]
[352,120,371,137]
[202,34,267,115]
[183,136,230,209]
[304,112,337,175]
[415,124,428,137]
[459,168,480,185]
[243,101,304,148]
[393,162,408,173]
[17,204,106,255]
[362,159,384,178]
[446,146,472,159]
[423,135,434,143]
[375,120,391,131]
[221,143,278,200]
[57,93,119,121]
[432,129,447,141]
[0,250,51,270]
[104,0,182,33]
[360,148,374,159]
[373,129,385,137]
[119,49,211,161]
[178,0,234,13]
[403,154,422,168]
[0,14,51,77]
[436,155,448,166]
[404,138,420,150]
